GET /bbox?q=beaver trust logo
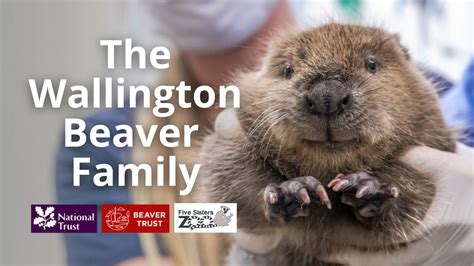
[105,206,130,231]
[174,203,237,233]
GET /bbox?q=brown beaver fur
[200,23,455,265]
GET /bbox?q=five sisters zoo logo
[31,204,97,233]
[174,203,237,233]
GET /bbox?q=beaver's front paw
[328,172,399,218]
[263,176,331,224]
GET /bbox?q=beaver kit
[200,23,455,265]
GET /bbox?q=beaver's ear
[392,34,410,60]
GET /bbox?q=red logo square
[102,204,169,233]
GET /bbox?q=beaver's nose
[304,80,353,116]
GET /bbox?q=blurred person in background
[56,1,292,265]
[55,0,473,265]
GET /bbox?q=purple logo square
[31,204,97,233]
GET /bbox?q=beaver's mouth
[303,138,358,146]
[301,134,361,149]
[302,125,359,142]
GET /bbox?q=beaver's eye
[365,58,377,73]
[283,64,294,79]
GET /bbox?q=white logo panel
[174,203,237,233]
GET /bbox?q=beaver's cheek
[357,111,395,144]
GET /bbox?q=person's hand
[402,142,473,180]
[401,141,473,232]
[214,108,242,139]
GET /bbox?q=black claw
[263,176,331,223]
[329,172,399,218]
